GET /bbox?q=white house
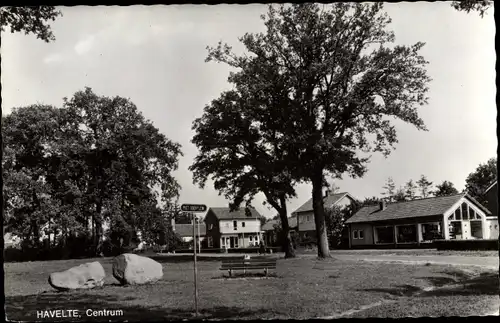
[291,191,356,241]
[204,206,263,249]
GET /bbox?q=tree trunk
[278,195,296,258]
[94,202,104,256]
[311,171,331,258]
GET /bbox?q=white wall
[219,219,261,234]
[298,196,354,232]
[298,211,315,232]
[486,218,499,239]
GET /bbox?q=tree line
[380,158,497,205]
[3,89,184,259]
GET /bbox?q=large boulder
[48,261,105,291]
[112,253,163,285]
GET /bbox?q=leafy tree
[324,205,345,248]
[2,105,68,249]
[465,157,497,207]
[404,180,418,200]
[190,91,298,258]
[394,187,407,202]
[61,88,183,255]
[0,6,62,42]
[451,0,492,18]
[433,180,459,197]
[381,177,396,202]
[2,89,183,258]
[416,174,433,198]
[203,3,430,258]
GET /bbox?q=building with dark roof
[204,206,263,249]
[261,217,298,247]
[345,193,497,248]
[174,223,207,243]
[291,191,356,241]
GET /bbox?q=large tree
[465,157,497,208]
[3,89,183,257]
[0,6,62,42]
[416,174,433,198]
[190,91,298,258]
[61,88,183,255]
[204,3,430,258]
[433,180,459,197]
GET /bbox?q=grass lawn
[5,254,499,321]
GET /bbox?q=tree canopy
[0,6,62,42]
[2,88,183,257]
[451,0,493,18]
[465,157,497,207]
[433,180,459,197]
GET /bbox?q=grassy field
[5,254,499,321]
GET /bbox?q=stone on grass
[48,261,105,291]
[112,253,163,285]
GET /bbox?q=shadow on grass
[421,272,499,297]
[360,272,499,298]
[6,292,272,321]
[212,272,279,280]
[361,284,423,297]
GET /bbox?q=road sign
[181,204,207,212]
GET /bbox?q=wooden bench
[220,258,277,277]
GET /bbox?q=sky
[1,3,496,219]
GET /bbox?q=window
[469,208,476,220]
[375,226,394,244]
[461,203,468,220]
[208,237,213,248]
[421,223,442,241]
[306,215,311,222]
[242,222,245,227]
[353,230,359,239]
[449,221,462,239]
[221,237,226,248]
[396,225,417,243]
[470,221,482,239]
[358,230,364,239]
[233,220,237,230]
[455,208,461,220]
[249,235,253,241]
[209,224,213,231]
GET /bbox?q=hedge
[435,239,499,251]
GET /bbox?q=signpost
[181,204,207,317]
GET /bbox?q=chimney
[379,200,386,211]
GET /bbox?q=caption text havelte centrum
[37,309,124,319]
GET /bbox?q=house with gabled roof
[173,223,207,244]
[261,217,298,246]
[345,193,497,249]
[204,206,263,249]
[291,191,356,241]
